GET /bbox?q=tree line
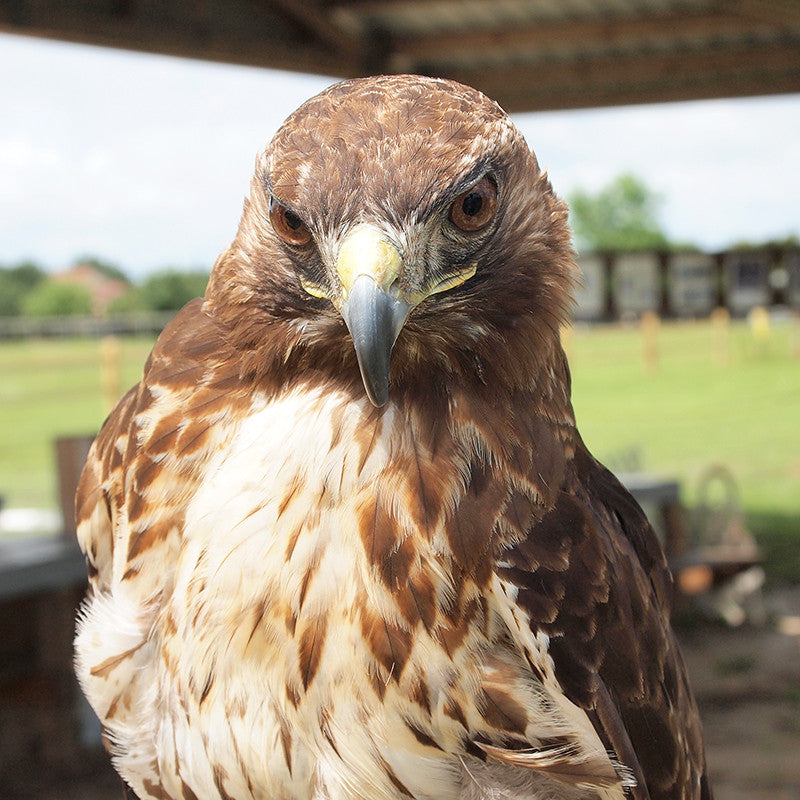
[0,258,209,318]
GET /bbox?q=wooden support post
[640,310,660,374]
[711,306,730,365]
[55,436,94,538]
[101,335,121,414]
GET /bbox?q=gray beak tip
[365,384,389,408]
[340,275,412,407]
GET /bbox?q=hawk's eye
[270,198,312,246]
[449,177,498,232]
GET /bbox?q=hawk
[75,75,712,800]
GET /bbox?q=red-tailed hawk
[75,75,711,800]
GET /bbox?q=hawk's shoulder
[76,298,241,598]
[498,439,710,800]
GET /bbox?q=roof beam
[492,67,800,113]
[0,4,358,75]
[729,0,800,27]
[459,39,800,112]
[251,0,361,59]
[387,8,762,71]
[445,35,800,88]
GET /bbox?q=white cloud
[0,33,333,275]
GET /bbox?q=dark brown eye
[449,176,498,232]
[269,198,312,246]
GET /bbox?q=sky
[1,31,798,279]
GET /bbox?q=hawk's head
[206,75,578,406]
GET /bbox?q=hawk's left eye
[270,198,312,246]
[449,177,498,232]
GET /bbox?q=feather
[476,740,633,791]
[74,74,711,800]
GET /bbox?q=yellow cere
[336,226,403,297]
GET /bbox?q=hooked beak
[331,224,477,407]
[335,227,411,406]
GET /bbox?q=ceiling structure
[2,0,800,112]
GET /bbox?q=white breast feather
[76,385,624,800]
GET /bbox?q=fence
[0,311,176,339]
[574,246,800,321]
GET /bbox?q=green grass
[0,336,156,509]
[566,317,800,582]
[567,318,800,515]
[0,319,798,578]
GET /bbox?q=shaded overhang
[2,0,799,112]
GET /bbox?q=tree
[21,281,93,316]
[0,262,46,316]
[568,173,670,252]
[107,287,147,313]
[138,269,209,311]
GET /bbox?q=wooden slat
[0,7,358,76]
[445,37,800,112]
[253,0,362,58]
[3,0,800,111]
[730,0,800,27]
[388,8,760,70]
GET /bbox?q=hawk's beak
[336,226,412,407]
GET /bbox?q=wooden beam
[4,0,800,113]
[251,0,362,59]
[441,37,800,103]
[729,0,800,27]
[388,8,765,71]
[0,7,358,76]
[474,53,800,113]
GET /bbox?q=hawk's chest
[164,388,504,797]
[175,386,440,633]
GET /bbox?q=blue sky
[1,31,798,278]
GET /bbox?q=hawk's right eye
[270,198,312,246]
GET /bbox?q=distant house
[51,263,128,315]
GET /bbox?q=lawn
[1,318,798,578]
[0,336,156,509]
[566,316,800,582]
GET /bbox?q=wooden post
[711,306,730,365]
[747,305,771,360]
[54,436,94,538]
[640,310,660,374]
[101,335,121,414]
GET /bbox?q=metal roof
[2,0,799,111]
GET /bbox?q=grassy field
[1,317,798,577]
[566,316,800,582]
[0,336,156,509]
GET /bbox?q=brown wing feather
[76,298,246,599]
[501,438,712,800]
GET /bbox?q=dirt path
[678,588,800,799]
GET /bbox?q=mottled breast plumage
[75,75,711,800]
